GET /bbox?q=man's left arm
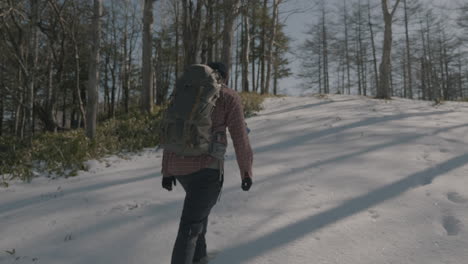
[161,150,176,191]
[226,94,253,181]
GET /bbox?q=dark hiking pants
[171,168,223,264]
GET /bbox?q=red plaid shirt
[162,87,253,179]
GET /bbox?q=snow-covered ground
[1,94,468,264]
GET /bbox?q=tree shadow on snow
[0,168,159,217]
[259,101,334,117]
[212,152,468,264]
[252,110,454,155]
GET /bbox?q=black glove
[162,176,176,191]
[241,173,252,191]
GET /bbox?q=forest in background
[0,0,291,140]
[0,0,282,182]
[299,0,468,101]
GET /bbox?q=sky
[278,0,463,95]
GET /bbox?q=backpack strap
[183,83,204,148]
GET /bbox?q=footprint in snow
[442,215,463,236]
[446,192,468,204]
[444,138,458,144]
[368,209,380,220]
[303,184,315,193]
[108,201,150,214]
[48,220,57,227]
[64,233,73,242]
[422,152,431,161]
[110,203,138,212]
[439,148,450,153]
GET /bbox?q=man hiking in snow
[160,62,253,264]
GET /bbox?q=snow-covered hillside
[1,95,468,264]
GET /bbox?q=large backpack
[159,64,222,157]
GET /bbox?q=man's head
[207,62,227,83]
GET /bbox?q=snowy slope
[1,95,468,264]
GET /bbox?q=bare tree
[265,0,281,94]
[457,2,468,43]
[343,0,351,94]
[221,0,241,84]
[402,0,412,98]
[320,1,330,94]
[368,0,379,93]
[241,1,250,92]
[142,0,155,113]
[376,0,401,99]
[182,0,204,67]
[86,0,102,139]
[24,0,39,142]
[0,64,4,136]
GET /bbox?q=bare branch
[390,0,402,17]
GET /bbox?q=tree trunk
[109,2,118,118]
[273,44,279,95]
[356,11,363,96]
[318,43,322,94]
[0,60,3,136]
[43,51,58,132]
[343,0,351,94]
[260,0,267,94]
[419,15,428,100]
[15,87,23,137]
[443,43,450,100]
[175,0,180,79]
[273,12,280,96]
[321,4,329,94]
[221,0,241,85]
[122,24,129,113]
[363,48,368,96]
[104,53,110,115]
[402,50,407,97]
[128,4,139,107]
[14,68,23,137]
[206,0,215,63]
[377,0,401,99]
[215,0,221,61]
[235,22,240,91]
[256,58,261,93]
[266,0,280,95]
[242,7,250,92]
[458,53,463,99]
[25,0,39,143]
[110,56,117,118]
[142,0,155,113]
[182,0,204,67]
[425,13,435,100]
[86,0,101,139]
[368,0,379,93]
[420,57,426,100]
[403,0,413,99]
[73,37,86,128]
[62,86,67,128]
[251,1,257,92]
[0,86,3,136]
